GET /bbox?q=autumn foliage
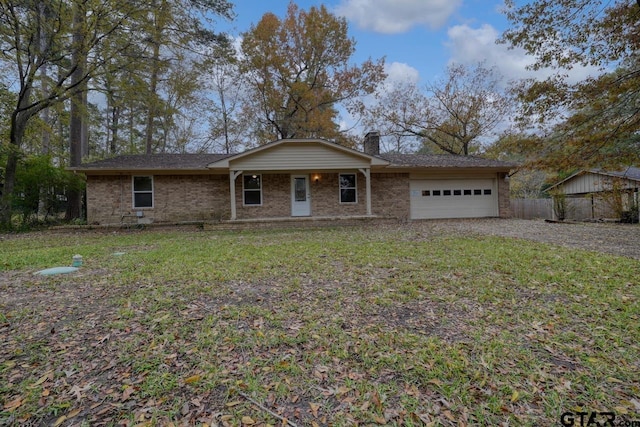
[240,2,386,145]
[501,0,640,170]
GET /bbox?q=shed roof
[594,166,640,181]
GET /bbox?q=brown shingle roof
[72,152,516,172]
[74,154,233,171]
[380,153,516,169]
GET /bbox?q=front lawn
[1,225,639,426]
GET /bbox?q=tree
[137,0,233,154]
[0,0,141,227]
[501,0,640,170]
[240,2,385,145]
[67,0,88,219]
[365,63,512,155]
[205,45,247,154]
[0,0,233,226]
[484,133,551,198]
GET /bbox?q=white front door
[291,175,311,216]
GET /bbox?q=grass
[0,224,639,426]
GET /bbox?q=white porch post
[359,168,372,216]
[230,170,242,220]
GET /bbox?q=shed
[546,167,640,222]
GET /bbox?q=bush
[12,155,85,226]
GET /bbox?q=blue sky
[214,0,551,87]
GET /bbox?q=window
[453,189,462,196]
[339,173,357,203]
[484,189,492,195]
[243,174,262,205]
[443,190,452,196]
[464,189,472,195]
[422,190,431,196]
[433,190,441,196]
[133,176,153,208]
[474,189,482,195]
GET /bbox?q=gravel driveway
[414,218,640,260]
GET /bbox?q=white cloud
[384,62,420,87]
[335,0,463,34]
[445,24,600,84]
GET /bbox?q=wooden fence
[510,198,617,220]
[510,198,553,220]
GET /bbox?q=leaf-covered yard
[1,222,639,426]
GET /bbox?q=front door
[291,175,311,216]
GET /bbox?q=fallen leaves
[3,396,23,412]
[184,374,202,385]
[1,225,639,426]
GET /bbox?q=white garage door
[410,178,498,219]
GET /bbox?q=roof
[592,166,640,181]
[72,154,232,172]
[206,138,389,169]
[71,145,516,173]
[381,153,516,169]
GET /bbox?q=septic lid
[35,267,79,276]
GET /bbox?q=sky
[214,0,551,88]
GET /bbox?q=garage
[410,178,498,219]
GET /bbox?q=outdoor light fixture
[314,174,320,183]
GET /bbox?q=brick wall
[153,175,230,222]
[86,174,230,225]
[233,172,410,219]
[310,173,367,217]
[235,174,290,219]
[497,172,511,218]
[86,171,415,224]
[371,173,410,219]
[86,175,128,225]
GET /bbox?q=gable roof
[547,166,640,192]
[70,142,516,174]
[206,138,389,169]
[381,153,516,170]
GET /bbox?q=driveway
[411,218,640,260]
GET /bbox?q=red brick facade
[86,174,230,225]
[85,171,509,225]
[497,172,511,218]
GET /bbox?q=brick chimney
[363,131,380,156]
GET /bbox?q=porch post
[230,170,242,220]
[359,168,372,216]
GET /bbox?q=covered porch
[205,138,389,221]
[227,169,374,221]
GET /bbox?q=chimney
[363,131,380,156]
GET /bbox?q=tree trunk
[110,105,120,154]
[0,107,29,227]
[81,88,89,157]
[144,5,162,155]
[37,1,52,218]
[66,3,86,221]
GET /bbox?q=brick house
[71,133,515,225]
